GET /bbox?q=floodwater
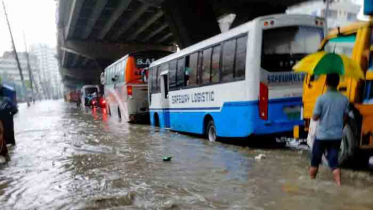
[0,100,373,210]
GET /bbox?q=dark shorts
[311,139,341,170]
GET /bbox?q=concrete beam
[60,40,175,61]
[162,0,220,48]
[62,75,98,87]
[81,58,90,67]
[65,0,84,39]
[71,54,81,67]
[156,33,173,44]
[82,0,109,40]
[143,22,168,42]
[62,51,67,68]
[98,0,132,40]
[127,10,164,41]
[61,68,101,80]
[112,4,150,40]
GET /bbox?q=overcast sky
[0,0,57,56]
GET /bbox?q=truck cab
[296,21,373,165]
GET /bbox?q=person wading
[309,73,349,186]
[0,86,17,146]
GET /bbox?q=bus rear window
[85,87,98,94]
[261,26,323,72]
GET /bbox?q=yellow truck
[294,21,373,165]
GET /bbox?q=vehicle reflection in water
[0,100,372,210]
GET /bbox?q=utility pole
[2,0,30,106]
[23,32,35,102]
[324,0,332,36]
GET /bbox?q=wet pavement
[0,100,373,210]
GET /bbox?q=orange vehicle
[295,21,373,165]
[102,51,171,123]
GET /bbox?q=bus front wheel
[206,120,217,142]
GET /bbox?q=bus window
[211,45,221,83]
[169,60,177,90]
[184,56,190,85]
[188,52,199,86]
[177,58,185,88]
[323,34,356,57]
[202,48,212,84]
[156,66,161,92]
[235,36,247,79]
[261,26,323,72]
[222,39,236,82]
[107,68,112,84]
[198,51,203,84]
[152,67,157,92]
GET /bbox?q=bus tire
[118,107,122,119]
[206,120,217,142]
[339,124,356,166]
[154,113,160,127]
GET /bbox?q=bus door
[160,71,170,128]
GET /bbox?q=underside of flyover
[57,0,309,89]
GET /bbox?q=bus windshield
[261,26,323,72]
[85,87,98,95]
[323,34,356,57]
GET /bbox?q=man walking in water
[309,73,349,186]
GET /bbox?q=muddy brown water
[0,100,372,210]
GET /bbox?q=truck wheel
[339,124,356,165]
[206,120,217,142]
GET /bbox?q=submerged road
[0,100,372,210]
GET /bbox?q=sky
[0,0,57,56]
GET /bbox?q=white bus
[148,14,324,141]
[103,51,171,123]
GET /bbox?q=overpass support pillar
[162,0,220,49]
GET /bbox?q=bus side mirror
[112,77,116,82]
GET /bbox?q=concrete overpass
[57,0,309,89]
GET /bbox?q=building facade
[287,0,361,30]
[0,51,43,101]
[30,44,63,99]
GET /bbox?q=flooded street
[0,100,372,210]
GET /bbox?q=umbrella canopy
[293,51,364,79]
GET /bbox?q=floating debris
[255,154,266,161]
[163,156,172,162]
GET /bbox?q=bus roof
[150,14,323,67]
[105,50,173,70]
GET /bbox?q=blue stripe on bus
[150,107,220,111]
[150,97,303,137]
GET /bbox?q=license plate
[283,105,301,120]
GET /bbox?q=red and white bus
[102,51,171,123]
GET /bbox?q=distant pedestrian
[309,73,349,186]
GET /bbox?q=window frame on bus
[149,33,248,93]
